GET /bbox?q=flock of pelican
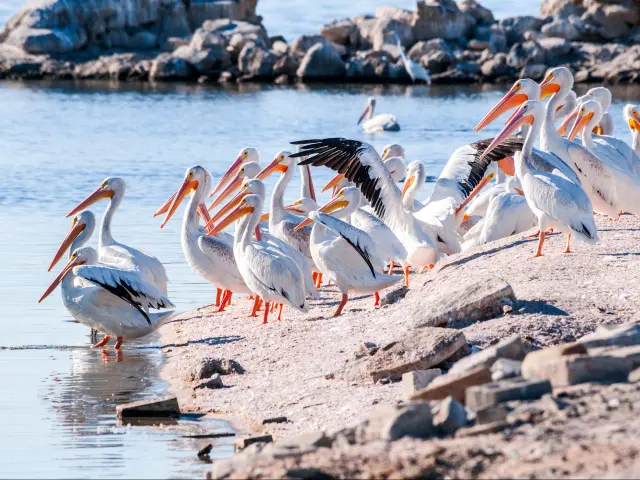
[39,66,640,351]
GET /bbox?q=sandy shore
[157,213,640,441]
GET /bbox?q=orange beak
[302,165,316,201]
[357,104,371,125]
[474,85,528,132]
[462,213,470,223]
[207,175,244,212]
[256,155,288,180]
[154,192,177,218]
[497,156,515,176]
[39,255,85,303]
[628,117,640,133]
[557,111,578,137]
[568,111,594,141]
[592,125,604,135]
[480,105,534,162]
[293,197,349,232]
[48,218,85,272]
[401,175,416,197]
[209,153,245,199]
[260,212,270,222]
[67,185,113,218]
[160,177,198,229]
[539,77,561,99]
[322,173,346,193]
[207,203,255,237]
[204,186,251,231]
[285,200,305,214]
[515,188,525,195]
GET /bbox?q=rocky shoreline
[156,214,640,478]
[1,0,640,85]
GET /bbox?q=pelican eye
[100,181,108,189]
[279,155,284,161]
[243,151,248,157]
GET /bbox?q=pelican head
[207,161,261,212]
[205,178,266,233]
[160,165,210,228]
[48,210,96,272]
[358,97,376,125]
[208,194,261,237]
[384,156,406,182]
[293,186,358,231]
[624,104,640,133]
[555,90,577,123]
[568,99,602,141]
[539,67,573,100]
[67,177,125,218]
[209,147,259,199]
[402,160,426,198]
[586,86,612,113]
[381,143,405,161]
[475,78,540,132]
[480,101,545,161]
[39,247,99,303]
[285,197,319,214]
[257,150,293,179]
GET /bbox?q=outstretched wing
[75,265,175,325]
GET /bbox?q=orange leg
[534,231,546,257]
[217,290,231,312]
[249,296,262,317]
[215,288,222,307]
[262,302,270,325]
[114,336,123,350]
[387,260,395,274]
[526,228,553,239]
[277,304,283,321]
[92,335,110,348]
[562,233,572,254]
[312,272,318,284]
[333,293,349,317]
[315,273,323,289]
[226,291,233,307]
[374,292,380,307]
[404,266,410,287]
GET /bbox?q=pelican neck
[99,190,123,248]
[270,165,295,224]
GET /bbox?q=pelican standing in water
[294,187,401,316]
[481,100,598,256]
[39,247,175,349]
[357,97,400,133]
[209,193,309,324]
[67,177,169,296]
[385,31,431,84]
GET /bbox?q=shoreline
[156,213,640,477]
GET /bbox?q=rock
[581,2,637,40]
[375,6,414,24]
[5,26,87,54]
[507,41,546,69]
[537,37,572,62]
[541,18,583,41]
[432,396,468,435]
[271,40,288,55]
[196,357,245,380]
[190,29,226,50]
[174,44,229,74]
[356,402,433,442]
[353,16,378,50]
[321,19,359,46]
[475,403,509,424]
[273,73,289,85]
[201,19,268,46]
[491,358,523,381]
[455,420,509,437]
[379,286,408,306]
[541,0,586,19]
[371,18,414,52]
[458,0,494,25]
[408,38,455,64]
[578,322,640,349]
[588,345,640,370]
[500,16,546,45]
[522,349,631,387]
[630,367,640,383]
[481,53,510,78]
[262,416,288,425]
[197,443,213,457]
[149,53,195,80]
[296,42,345,80]
[276,431,333,449]
[412,0,474,41]
[449,335,530,375]
[587,45,640,84]
[195,373,223,390]
[116,395,180,419]
[519,63,548,81]
[158,0,192,42]
[290,35,330,57]
[238,44,279,78]
[410,365,492,403]
[234,435,273,452]
[422,51,454,74]
[465,377,552,411]
[355,341,379,359]
[366,328,466,382]
[468,40,491,51]
[412,274,515,329]
[402,369,443,396]
[161,36,191,52]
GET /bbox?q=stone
[321,19,359,46]
[174,44,229,74]
[432,396,468,435]
[196,357,245,380]
[366,328,466,382]
[128,31,158,50]
[161,36,191,52]
[491,358,523,381]
[402,369,442,396]
[149,53,195,80]
[481,54,510,78]
[262,416,288,425]
[353,16,378,50]
[410,365,492,403]
[519,63,547,81]
[233,435,273,452]
[296,42,345,80]
[537,37,572,62]
[190,29,226,50]
[116,395,180,419]
[370,18,414,52]
[422,51,454,74]
[6,26,87,54]
[272,40,288,55]
[412,0,474,41]
[499,16,546,45]
[356,402,433,442]
[541,0,586,19]
[375,6,414,24]
[413,274,515,329]
[379,286,408,306]
[158,0,191,42]
[238,44,279,78]
[201,19,268,45]
[468,39,491,51]
[458,0,494,25]
[541,18,583,41]
[197,443,213,457]
[630,367,640,383]
[589,345,640,370]
[276,431,333,449]
[578,322,640,349]
[449,335,530,375]
[408,39,455,64]
[195,373,223,390]
[475,403,509,424]
[507,41,546,69]
[455,420,509,438]
[581,2,637,40]
[290,35,330,57]
[522,351,631,387]
[465,377,552,411]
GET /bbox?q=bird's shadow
[138,335,244,349]
[440,238,533,270]
[514,300,568,317]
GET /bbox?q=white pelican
[585,87,614,135]
[159,166,254,313]
[624,104,640,158]
[209,147,260,200]
[206,178,319,300]
[292,138,437,283]
[209,193,309,324]
[294,187,401,316]
[381,144,405,161]
[385,31,431,84]
[357,98,400,133]
[39,246,175,349]
[207,161,262,213]
[67,177,169,295]
[402,160,427,212]
[481,100,598,256]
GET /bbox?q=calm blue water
[1,0,638,478]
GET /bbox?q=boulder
[174,44,229,74]
[5,26,87,54]
[190,28,226,50]
[193,357,245,380]
[233,435,273,452]
[491,358,523,381]
[194,373,224,389]
[296,42,345,80]
[410,365,492,403]
[448,335,531,374]
[489,25,508,52]
[432,396,468,434]
[150,53,195,80]
[537,37,573,63]
[355,402,433,442]
[116,395,180,419]
[201,19,268,45]
[457,0,495,25]
[238,44,279,78]
[366,328,466,382]
[578,322,640,349]
[507,41,546,69]
[499,16,546,45]
[581,2,638,40]
[465,377,552,411]
[412,0,474,41]
[158,0,191,42]
[541,18,583,41]
[371,18,414,51]
[408,38,455,63]
[541,0,586,19]
[321,18,359,46]
[375,6,414,24]
[422,50,454,74]
[402,369,443,396]
[353,16,378,50]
